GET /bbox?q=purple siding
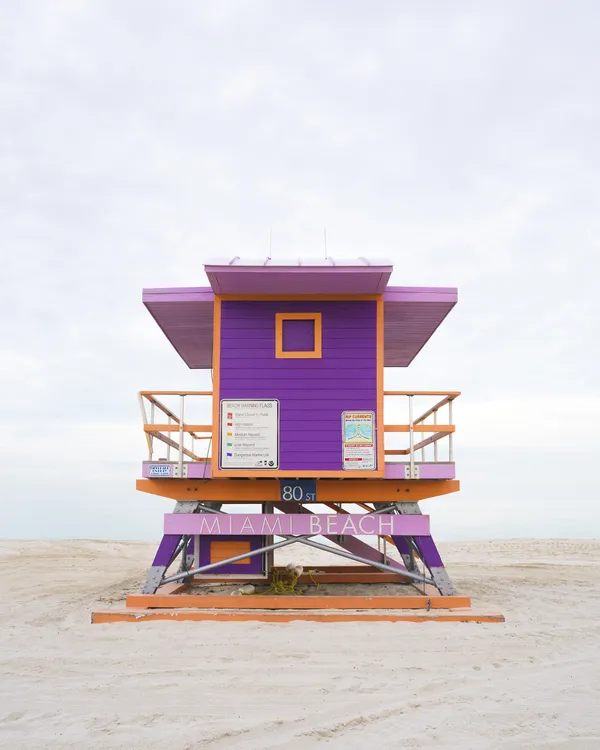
[282,318,315,352]
[219,300,377,471]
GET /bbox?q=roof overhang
[143,287,214,369]
[384,287,457,366]
[143,285,457,369]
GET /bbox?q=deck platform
[92,580,504,624]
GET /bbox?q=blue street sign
[279,479,317,503]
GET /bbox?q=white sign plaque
[147,464,172,477]
[342,411,376,470]
[220,399,279,470]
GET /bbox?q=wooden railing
[383,391,460,475]
[139,390,460,474]
[138,391,213,475]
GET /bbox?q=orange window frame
[275,312,322,359]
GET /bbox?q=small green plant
[265,567,303,595]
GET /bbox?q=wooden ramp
[91,588,504,624]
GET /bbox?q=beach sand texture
[1,538,599,749]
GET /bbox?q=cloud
[457,397,600,448]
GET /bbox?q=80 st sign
[279,479,317,503]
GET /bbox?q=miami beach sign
[164,513,430,537]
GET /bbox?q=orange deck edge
[92,608,505,624]
[135,478,460,502]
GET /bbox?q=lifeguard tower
[93,258,503,623]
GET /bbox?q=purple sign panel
[164,513,429,536]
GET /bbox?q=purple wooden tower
[91,258,504,623]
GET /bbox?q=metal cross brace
[160,502,434,586]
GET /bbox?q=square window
[275,312,322,359]
[282,319,314,352]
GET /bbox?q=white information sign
[220,400,279,470]
[342,411,376,471]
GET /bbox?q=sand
[1,538,599,749]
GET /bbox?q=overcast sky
[1,1,598,541]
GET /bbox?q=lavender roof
[204,257,393,294]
